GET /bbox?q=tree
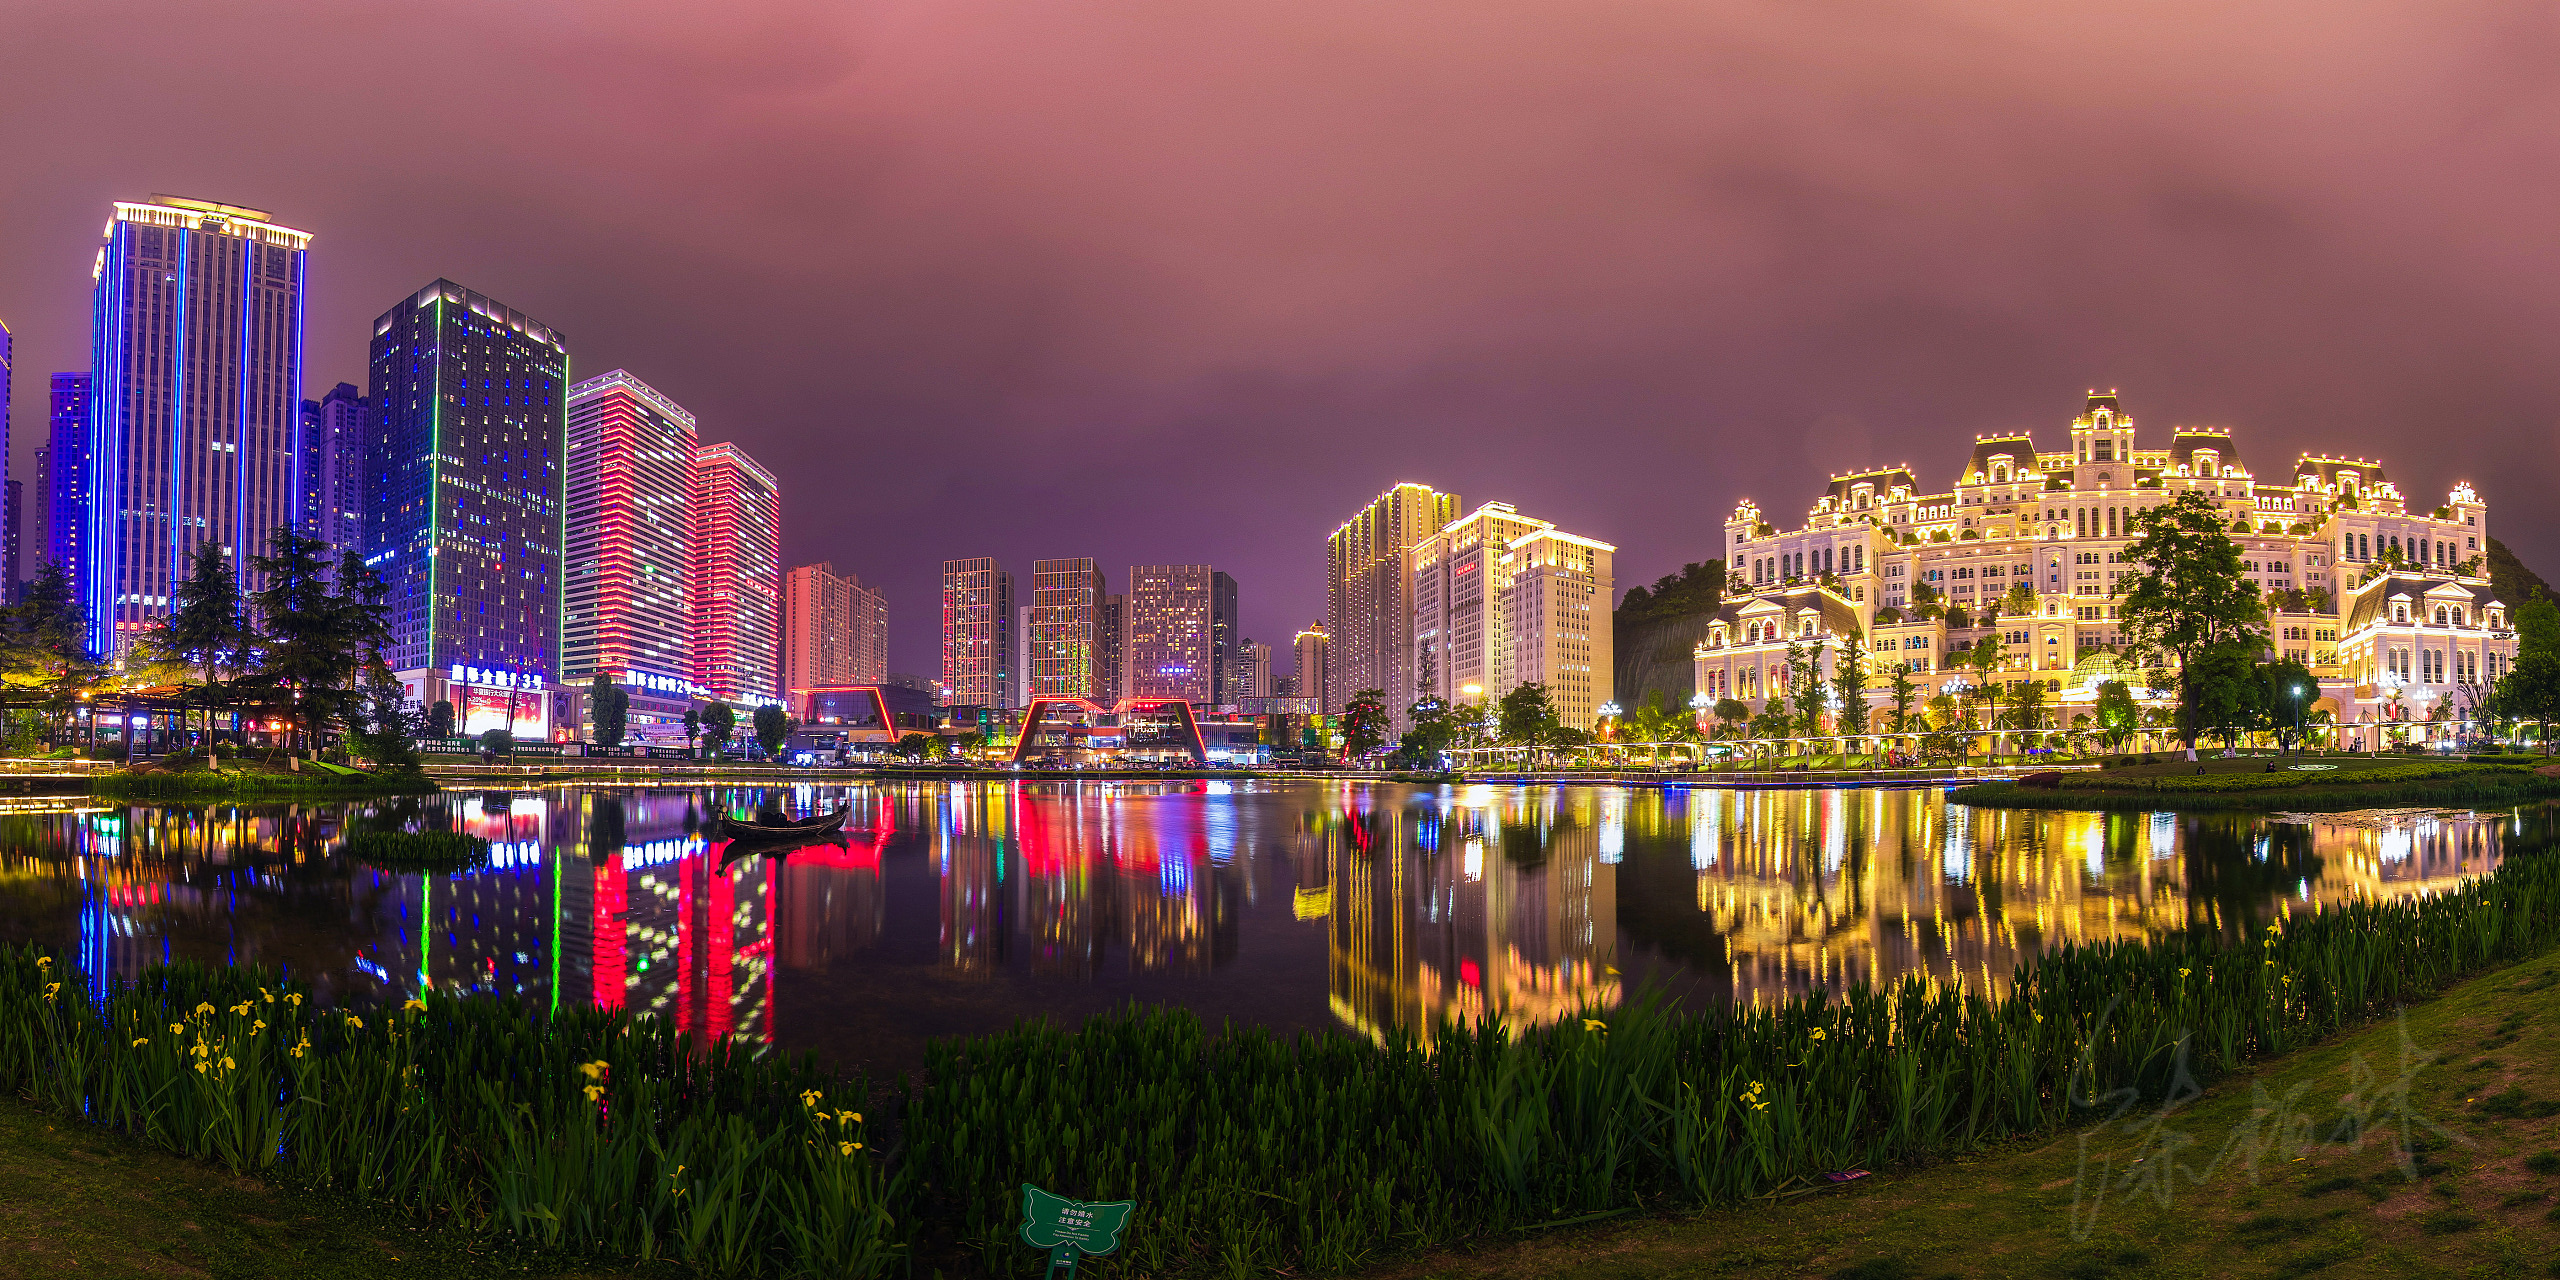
[1713,698,1750,739]
[148,542,251,742]
[1497,682,1559,746]
[1911,581,1944,620]
[1785,639,1829,742]
[1944,605,1973,630]
[2257,656,2318,753]
[1830,630,1869,739]
[895,731,938,761]
[589,672,631,749]
[247,528,353,753]
[2093,679,2139,752]
[479,727,516,757]
[348,663,423,773]
[2002,584,2037,617]
[1968,633,2007,737]
[2118,490,2270,760]
[1400,695,1460,765]
[426,700,456,739]
[0,561,99,708]
[753,703,795,757]
[2185,643,2265,751]
[683,706,703,756]
[2009,677,2047,734]
[2496,596,2560,754]
[701,700,736,757]
[1887,665,1920,736]
[1341,688,1391,760]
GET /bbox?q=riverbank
[91,754,440,799]
[6,904,2556,1279]
[1376,950,2560,1280]
[1952,755,2560,812]
[4,829,2553,1279]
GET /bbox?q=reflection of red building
[1011,698,1207,763]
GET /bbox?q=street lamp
[2293,684,2306,757]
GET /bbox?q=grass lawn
[5,953,2557,1279]
[1954,753,2560,811]
[1376,957,2560,1280]
[0,1100,659,1280]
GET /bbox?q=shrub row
[6,839,2559,1277]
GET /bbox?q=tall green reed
[0,954,895,1277]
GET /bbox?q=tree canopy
[2119,491,2269,755]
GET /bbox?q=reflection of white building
[1325,788,1621,1045]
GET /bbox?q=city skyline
[7,4,2554,673]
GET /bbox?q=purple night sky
[4,1,2556,674]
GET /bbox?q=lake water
[0,782,2533,1077]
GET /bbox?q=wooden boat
[711,805,850,842]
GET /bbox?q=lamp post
[2293,684,2306,757]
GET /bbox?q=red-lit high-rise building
[689,442,782,706]
[566,370,701,741]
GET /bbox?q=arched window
[2433,606,2448,626]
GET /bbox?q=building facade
[688,441,782,706]
[1234,639,1273,701]
[782,561,887,695]
[1695,392,2512,745]
[365,279,568,736]
[564,371,696,686]
[1327,483,1461,715]
[1029,557,1108,700]
[1409,502,1616,731]
[1125,564,1235,705]
[939,558,1014,707]
[562,370,701,740]
[1294,623,1329,711]
[299,382,365,551]
[45,372,87,586]
[1097,593,1125,706]
[86,197,310,658]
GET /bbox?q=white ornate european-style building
[1694,393,2512,745]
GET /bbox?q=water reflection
[0,785,2531,1074]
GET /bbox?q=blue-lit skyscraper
[0,318,13,592]
[300,382,365,551]
[47,372,91,587]
[364,280,569,737]
[85,196,310,658]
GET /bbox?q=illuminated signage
[450,664,547,691]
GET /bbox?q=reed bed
[342,829,494,869]
[0,958,895,1278]
[4,843,2557,1278]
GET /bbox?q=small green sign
[1020,1184,1135,1278]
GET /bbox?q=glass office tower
[365,280,569,736]
[85,197,310,658]
[46,373,88,586]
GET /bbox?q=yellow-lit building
[1696,392,2511,741]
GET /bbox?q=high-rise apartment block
[45,372,88,586]
[1125,564,1236,705]
[1029,558,1107,700]
[1234,639,1273,700]
[565,371,697,692]
[365,279,567,736]
[1098,593,1125,705]
[939,558,1014,706]
[1294,623,1330,711]
[1410,502,1616,730]
[1327,483,1460,716]
[86,197,310,658]
[782,561,887,699]
[299,382,365,551]
[688,442,782,705]
[1698,392,2511,747]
